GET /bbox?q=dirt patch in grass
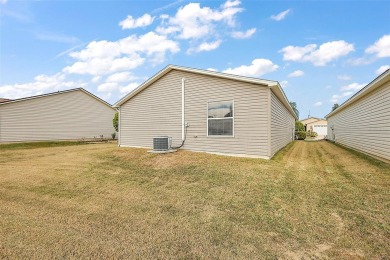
[0,141,389,258]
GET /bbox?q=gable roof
[0,88,115,110]
[306,119,327,125]
[300,117,324,124]
[301,117,322,121]
[114,64,297,119]
[326,69,390,118]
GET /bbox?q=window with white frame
[207,100,234,136]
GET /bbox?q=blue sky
[1,0,389,119]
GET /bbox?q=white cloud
[365,34,390,58]
[0,73,86,99]
[280,40,354,66]
[330,82,366,103]
[340,82,366,91]
[119,82,139,94]
[68,40,120,61]
[63,32,179,76]
[106,72,137,83]
[271,9,290,21]
[91,76,101,83]
[231,28,256,39]
[63,55,145,76]
[55,42,88,59]
[288,70,304,78]
[330,91,354,103]
[156,0,243,39]
[0,0,8,4]
[314,101,322,107]
[188,40,222,53]
[101,92,112,100]
[154,0,254,53]
[119,14,155,29]
[306,40,355,66]
[280,80,288,88]
[376,65,390,75]
[223,58,279,77]
[207,68,218,71]
[97,82,118,92]
[223,0,241,8]
[97,80,140,95]
[119,32,180,60]
[337,74,351,81]
[280,44,317,62]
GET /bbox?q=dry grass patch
[0,141,389,259]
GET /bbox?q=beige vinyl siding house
[300,117,322,126]
[306,119,327,138]
[271,91,295,157]
[326,69,390,162]
[300,117,328,139]
[115,65,297,159]
[0,88,116,143]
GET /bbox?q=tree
[295,121,305,132]
[332,103,339,111]
[289,101,299,119]
[113,112,118,132]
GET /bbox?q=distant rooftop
[0,98,13,103]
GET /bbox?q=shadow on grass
[0,141,88,150]
[330,141,390,169]
[271,141,296,162]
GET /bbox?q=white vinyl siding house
[115,65,297,159]
[0,88,116,143]
[326,69,390,162]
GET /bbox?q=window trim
[206,99,235,137]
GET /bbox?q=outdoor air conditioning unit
[153,136,172,151]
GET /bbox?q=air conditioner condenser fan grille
[153,136,172,151]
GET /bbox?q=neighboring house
[300,117,322,127]
[300,117,328,138]
[306,119,328,138]
[326,69,390,162]
[114,65,297,159]
[0,88,116,143]
[0,98,12,103]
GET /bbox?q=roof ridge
[0,88,115,110]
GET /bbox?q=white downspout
[118,107,121,147]
[181,78,186,141]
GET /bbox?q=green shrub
[113,112,118,132]
[310,131,318,137]
[295,131,306,140]
[295,121,305,132]
[111,132,117,140]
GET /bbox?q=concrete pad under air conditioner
[148,149,178,154]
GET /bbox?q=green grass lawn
[0,141,389,258]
